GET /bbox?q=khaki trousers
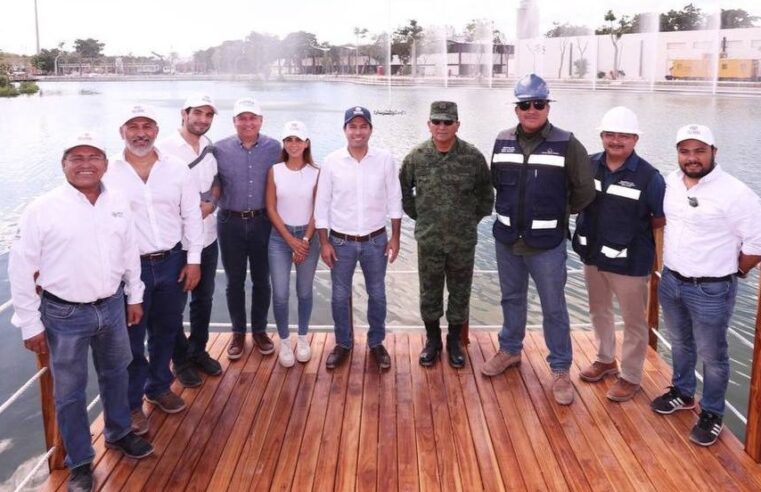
[583,265,649,384]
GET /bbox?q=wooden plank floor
[43,330,761,491]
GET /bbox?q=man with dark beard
[104,104,203,435]
[651,124,761,447]
[158,94,223,388]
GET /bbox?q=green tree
[74,38,105,58]
[244,31,280,76]
[393,19,424,75]
[660,4,705,32]
[596,10,631,79]
[721,8,760,29]
[353,27,368,74]
[545,22,590,38]
[31,48,62,73]
[281,31,318,74]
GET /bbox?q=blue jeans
[42,287,132,468]
[217,211,271,334]
[659,268,737,416]
[268,226,320,339]
[495,240,572,371]
[128,246,187,410]
[173,240,218,364]
[330,232,388,349]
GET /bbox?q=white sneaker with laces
[279,339,295,367]
[296,335,311,363]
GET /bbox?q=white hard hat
[597,106,642,136]
[675,124,715,147]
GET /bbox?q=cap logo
[353,107,363,115]
[687,125,700,134]
[132,105,145,114]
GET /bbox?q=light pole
[54,52,62,76]
[34,0,40,54]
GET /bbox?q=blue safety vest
[491,126,570,249]
[572,152,658,276]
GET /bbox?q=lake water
[1,79,760,486]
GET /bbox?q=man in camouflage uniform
[400,101,494,368]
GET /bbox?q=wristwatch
[303,236,311,242]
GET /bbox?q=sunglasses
[430,119,455,126]
[687,196,699,208]
[516,100,548,111]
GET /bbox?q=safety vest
[572,152,658,276]
[491,126,570,249]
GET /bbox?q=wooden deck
[43,330,761,491]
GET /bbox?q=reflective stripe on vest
[527,154,565,167]
[606,184,641,200]
[497,214,511,226]
[594,179,602,192]
[600,246,628,259]
[577,235,587,246]
[532,219,558,229]
[492,154,525,164]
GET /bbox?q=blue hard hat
[513,73,553,103]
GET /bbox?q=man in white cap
[9,132,154,491]
[651,124,761,446]
[157,94,222,388]
[572,107,665,401]
[104,104,203,434]
[214,97,281,360]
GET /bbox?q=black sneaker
[690,410,723,446]
[105,431,155,459]
[370,344,391,370]
[173,362,202,388]
[68,463,93,492]
[651,386,695,414]
[192,352,223,376]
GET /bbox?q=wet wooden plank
[376,334,398,491]
[393,333,418,492]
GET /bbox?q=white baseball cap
[233,97,262,117]
[675,124,715,147]
[120,104,158,126]
[183,93,217,114]
[63,131,106,155]
[281,120,308,141]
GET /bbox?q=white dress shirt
[9,183,145,340]
[103,148,204,263]
[663,164,761,277]
[314,146,403,235]
[157,130,218,248]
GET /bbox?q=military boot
[446,324,466,369]
[419,320,442,367]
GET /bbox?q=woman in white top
[266,121,320,367]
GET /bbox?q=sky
[3,0,759,58]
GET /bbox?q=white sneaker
[279,340,295,368]
[295,335,311,363]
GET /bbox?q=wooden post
[36,352,66,470]
[646,227,664,350]
[744,275,761,462]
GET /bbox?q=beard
[185,122,210,137]
[125,138,155,157]
[681,158,716,179]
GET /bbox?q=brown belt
[330,227,385,242]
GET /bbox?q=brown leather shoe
[252,332,275,355]
[326,345,351,370]
[579,360,618,382]
[130,408,149,436]
[480,350,521,377]
[552,371,575,405]
[607,377,640,402]
[227,333,245,360]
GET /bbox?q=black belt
[330,227,385,242]
[225,209,265,219]
[42,290,112,306]
[141,250,171,261]
[140,242,182,261]
[668,268,734,284]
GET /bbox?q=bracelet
[302,236,311,242]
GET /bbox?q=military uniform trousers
[418,242,476,325]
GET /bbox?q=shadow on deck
[42,331,761,491]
